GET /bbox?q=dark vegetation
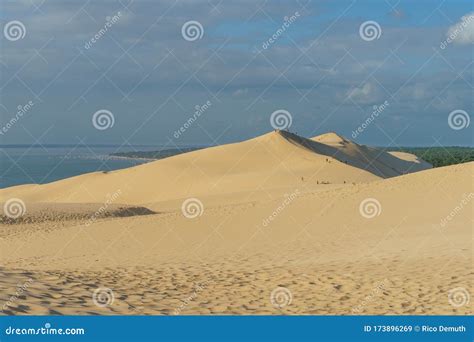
[386,147,474,167]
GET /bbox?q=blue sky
[1,0,472,147]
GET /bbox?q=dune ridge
[0,132,470,316]
[311,132,432,177]
[0,131,430,205]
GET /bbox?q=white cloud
[347,82,381,104]
[232,88,248,97]
[446,12,474,45]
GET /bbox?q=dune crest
[312,132,350,146]
[311,132,432,177]
[0,131,433,205]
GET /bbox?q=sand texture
[0,131,471,315]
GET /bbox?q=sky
[0,0,473,147]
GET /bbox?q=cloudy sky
[1,0,473,147]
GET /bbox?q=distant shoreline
[106,155,156,162]
[108,147,204,161]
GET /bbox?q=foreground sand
[0,132,471,315]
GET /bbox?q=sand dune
[311,132,432,177]
[0,203,156,225]
[0,131,429,205]
[2,162,470,266]
[0,128,471,316]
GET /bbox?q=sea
[0,145,164,189]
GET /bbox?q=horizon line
[1,143,473,149]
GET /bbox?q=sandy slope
[0,136,471,317]
[0,132,470,316]
[311,132,432,177]
[0,131,430,205]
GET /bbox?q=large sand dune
[0,131,429,205]
[0,132,471,316]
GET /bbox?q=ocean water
[0,145,161,189]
